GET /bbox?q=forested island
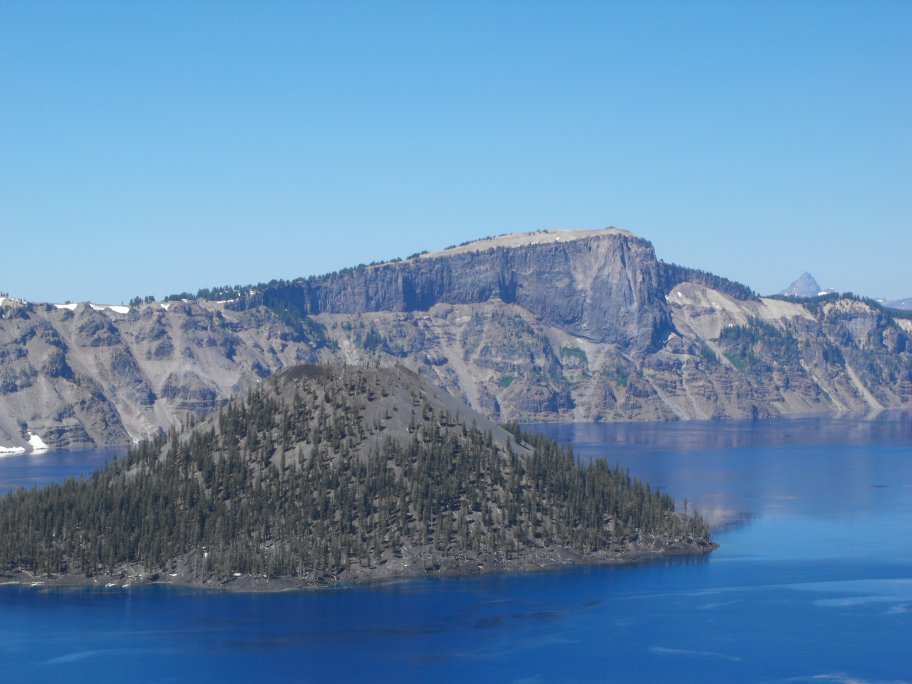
[0,365,714,590]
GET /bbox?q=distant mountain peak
[886,297,912,311]
[780,272,824,298]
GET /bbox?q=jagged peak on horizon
[779,272,824,297]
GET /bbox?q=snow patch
[90,304,130,314]
[27,432,49,451]
[160,302,171,310]
[54,302,130,313]
[0,445,26,455]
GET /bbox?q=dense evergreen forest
[0,366,711,585]
[659,261,759,301]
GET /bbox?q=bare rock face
[0,299,325,449]
[1,229,910,450]
[240,230,673,353]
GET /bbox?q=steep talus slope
[0,300,323,449]
[316,288,910,423]
[1,229,909,449]
[658,285,911,419]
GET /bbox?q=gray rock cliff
[239,229,673,352]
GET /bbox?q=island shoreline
[0,538,717,594]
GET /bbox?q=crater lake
[2,415,910,683]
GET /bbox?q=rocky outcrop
[1,229,910,449]
[237,228,673,352]
[0,300,325,449]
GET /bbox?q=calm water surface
[2,416,910,683]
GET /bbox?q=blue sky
[1,0,909,303]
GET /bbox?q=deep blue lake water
[2,415,911,683]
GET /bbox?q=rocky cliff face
[2,229,910,450]
[241,229,673,352]
[0,300,322,449]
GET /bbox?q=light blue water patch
[787,577,912,612]
[714,512,912,563]
[0,447,123,495]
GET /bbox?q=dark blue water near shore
[2,416,911,682]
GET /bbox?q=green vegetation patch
[698,343,719,367]
[560,346,588,366]
[717,317,801,374]
[356,326,385,352]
